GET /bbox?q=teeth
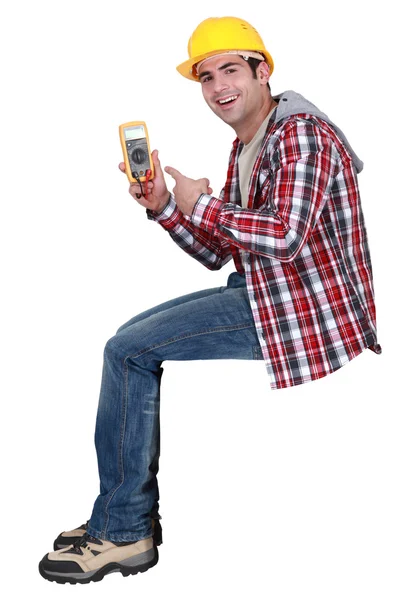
[218,95,238,105]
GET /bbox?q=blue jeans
[87,271,263,542]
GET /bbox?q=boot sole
[39,545,158,584]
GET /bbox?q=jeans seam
[101,361,128,539]
[126,322,255,360]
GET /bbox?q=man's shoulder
[264,111,327,157]
[269,90,363,172]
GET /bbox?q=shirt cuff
[190,193,225,235]
[146,194,184,230]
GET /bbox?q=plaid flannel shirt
[147,106,381,390]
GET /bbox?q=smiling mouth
[216,94,239,107]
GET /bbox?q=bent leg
[88,272,262,542]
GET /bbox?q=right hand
[119,149,170,214]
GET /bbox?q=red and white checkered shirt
[147,103,381,389]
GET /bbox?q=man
[39,16,380,584]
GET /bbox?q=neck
[235,95,277,144]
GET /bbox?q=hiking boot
[39,532,158,584]
[53,518,162,550]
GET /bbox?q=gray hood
[273,91,363,173]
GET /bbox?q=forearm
[191,194,300,263]
[147,194,232,270]
[190,122,339,263]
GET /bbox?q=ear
[258,61,271,85]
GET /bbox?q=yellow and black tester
[119,121,154,185]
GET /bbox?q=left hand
[164,166,213,216]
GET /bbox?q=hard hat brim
[177,49,274,82]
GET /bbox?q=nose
[212,72,229,96]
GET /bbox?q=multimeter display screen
[124,126,145,141]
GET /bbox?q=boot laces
[62,532,102,555]
[73,532,101,549]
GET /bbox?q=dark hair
[245,57,271,91]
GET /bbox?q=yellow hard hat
[177,17,274,82]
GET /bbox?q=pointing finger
[164,166,182,181]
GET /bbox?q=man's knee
[103,334,124,362]
[106,318,151,362]
[104,328,140,363]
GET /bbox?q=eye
[201,75,212,83]
[225,69,237,75]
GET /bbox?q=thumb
[151,149,163,178]
[164,166,183,182]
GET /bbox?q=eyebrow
[198,61,242,79]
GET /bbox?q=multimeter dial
[125,139,150,175]
[131,147,147,164]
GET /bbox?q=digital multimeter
[119,121,154,183]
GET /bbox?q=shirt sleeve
[146,192,232,271]
[190,119,341,263]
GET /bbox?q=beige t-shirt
[238,106,277,208]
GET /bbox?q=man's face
[198,55,268,128]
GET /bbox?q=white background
[1,0,398,598]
